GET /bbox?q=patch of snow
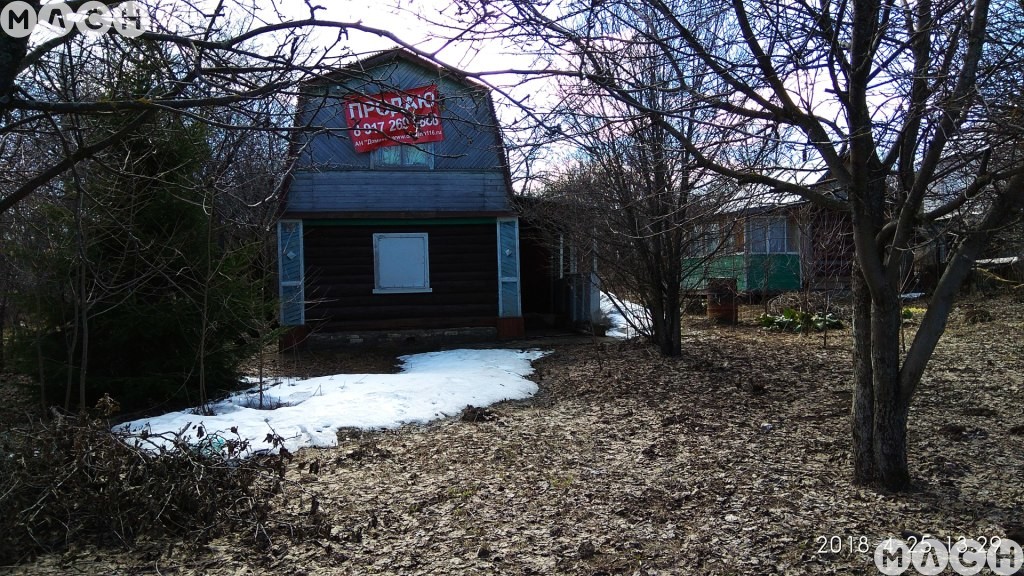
[976,256,1020,266]
[117,348,547,455]
[600,293,650,339]
[900,292,925,300]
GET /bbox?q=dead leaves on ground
[10,295,1024,575]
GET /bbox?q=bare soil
[5,294,1024,575]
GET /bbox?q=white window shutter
[497,218,522,317]
[373,233,431,293]
[277,220,305,326]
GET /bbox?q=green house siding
[683,254,745,291]
[746,253,801,292]
[682,253,801,293]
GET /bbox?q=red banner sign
[343,84,444,153]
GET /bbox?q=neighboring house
[682,195,853,295]
[277,49,525,347]
[917,211,1024,290]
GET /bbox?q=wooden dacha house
[277,49,526,347]
[276,49,597,348]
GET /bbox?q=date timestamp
[816,535,873,555]
[815,534,1023,575]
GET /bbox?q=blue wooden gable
[284,50,513,215]
[277,50,524,334]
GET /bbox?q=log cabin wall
[303,220,498,332]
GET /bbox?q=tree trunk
[0,1,32,109]
[850,266,876,483]
[0,296,5,370]
[870,292,910,490]
[78,288,89,414]
[36,335,46,413]
[64,267,80,412]
[662,306,681,357]
[850,277,912,490]
[656,302,682,356]
[662,271,682,357]
[849,270,913,491]
[648,260,683,357]
[849,174,1024,491]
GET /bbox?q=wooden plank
[318,316,498,331]
[287,171,510,213]
[302,223,500,331]
[298,215,507,224]
[313,303,497,321]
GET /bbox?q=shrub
[6,114,273,413]
[0,397,288,565]
[758,308,843,333]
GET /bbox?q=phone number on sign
[815,535,1023,575]
[351,115,440,137]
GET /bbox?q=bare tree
[0,0,457,412]
[438,0,1024,489]
[497,1,742,356]
[0,0,446,214]
[790,200,855,348]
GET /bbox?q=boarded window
[732,221,745,252]
[373,233,432,293]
